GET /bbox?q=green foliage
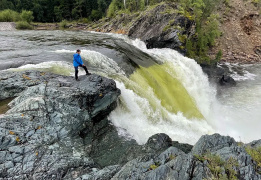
[90,9,103,20]
[107,0,123,17]
[0,0,112,22]
[0,9,20,22]
[21,10,34,23]
[78,18,90,23]
[214,50,223,63]
[169,154,176,160]
[194,153,239,180]
[149,161,161,170]
[245,146,261,174]
[178,34,187,43]
[150,164,159,170]
[59,20,69,29]
[16,21,33,30]
[177,0,223,63]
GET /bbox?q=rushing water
[0,30,260,144]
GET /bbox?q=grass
[245,146,261,174]
[59,20,69,29]
[194,153,239,179]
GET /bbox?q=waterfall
[11,38,216,145]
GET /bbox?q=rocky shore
[0,70,260,179]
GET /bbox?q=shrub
[59,20,68,29]
[16,21,33,30]
[78,18,90,23]
[107,0,123,17]
[21,10,34,23]
[0,9,20,22]
[194,153,239,179]
[245,146,261,174]
[90,10,103,21]
[214,50,223,63]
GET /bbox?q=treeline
[0,0,112,22]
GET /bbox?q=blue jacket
[73,53,83,67]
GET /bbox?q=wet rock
[145,133,172,153]
[172,141,193,154]
[200,63,236,86]
[112,134,261,180]
[219,75,236,86]
[0,70,121,179]
[192,133,237,155]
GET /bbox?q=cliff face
[88,3,194,54]
[0,71,122,178]
[88,0,260,63]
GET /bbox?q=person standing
[73,49,91,81]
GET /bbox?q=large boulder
[0,71,121,179]
[191,133,237,155]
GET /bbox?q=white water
[9,35,261,145]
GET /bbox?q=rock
[113,134,261,180]
[219,75,236,86]
[246,139,261,148]
[172,141,193,154]
[75,165,121,180]
[192,133,237,155]
[144,133,172,153]
[128,4,194,53]
[200,63,236,86]
[0,70,121,179]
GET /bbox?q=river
[0,30,260,144]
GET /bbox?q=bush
[16,21,33,30]
[78,18,90,23]
[0,9,20,22]
[21,10,34,23]
[246,146,261,174]
[90,10,103,21]
[194,153,239,179]
[59,20,68,29]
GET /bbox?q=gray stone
[192,133,237,155]
[0,70,121,179]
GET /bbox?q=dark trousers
[75,65,89,80]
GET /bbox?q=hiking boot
[76,79,80,81]
[86,73,92,75]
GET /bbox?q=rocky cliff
[86,0,260,64]
[87,3,191,54]
[0,70,260,179]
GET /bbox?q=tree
[21,10,34,23]
[0,0,15,10]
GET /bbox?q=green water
[129,63,204,120]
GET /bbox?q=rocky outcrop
[112,134,261,180]
[87,3,193,54]
[0,71,121,179]
[200,64,237,86]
